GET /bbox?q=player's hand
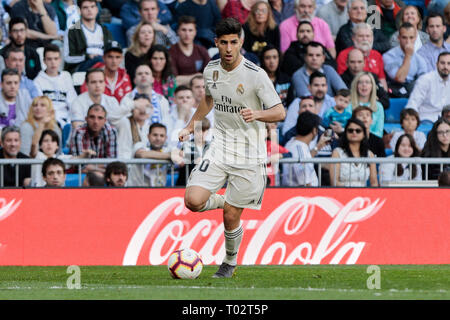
[178,128,191,142]
[240,108,260,123]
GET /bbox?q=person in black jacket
[335,0,391,55]
[281,20,336,77]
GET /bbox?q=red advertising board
[0,188,448,266]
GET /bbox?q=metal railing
[0,157,449,187]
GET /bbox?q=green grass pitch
[0,265,448,300]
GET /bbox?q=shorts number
[199,159,210,172]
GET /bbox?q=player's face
[104,51,123,72]
[397,136,414,158]
[44,51,61,74]
[347,50,365,74]
[148,127,167,150]
[1,132,21,158]
[215,34,243,70]
[87,72,106,96]
[44,165,66,187]
[263,49,279,73]
[297,24,314,44]
[108,172,127,187]
[437,54,450,79]
[40,134,59,157]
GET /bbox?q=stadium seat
[65,174,86,187]
[384,123,402,133]
[166,172,179,187]
[385,98,408,123]
[62,124,71,154]
[104,23,127,48]
[404,0,427,15]
[417,123,433,137]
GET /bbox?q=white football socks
[198,193,225,212]
[223,222,243,266]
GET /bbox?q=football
[167,248,203,279]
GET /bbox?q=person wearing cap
[80,40,132,103]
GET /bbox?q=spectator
[322,88,352,130]
[390,5,429,51]
[129,122,182,186]
[168,85,196,144]
[0,2,8,47]
[70,104,118,173]
[269,0,295,25]
[80,41,132,103]
[421,118,450,180]
[116,63,171,158]
[336,23,388,91]
[438,169,450,186]
[345,71,384,138]
[50,0,80,36]
[282,111,322,186]
[70,68,120,130]
[340,48,390,110]
[260,45,291,108]
[405,52,450,124]
[41,157,66,187]
[442,105,450,122]
[316,0,349,38]
[382,22,428,98]
[222,0,256,25]
[389,108,426,151]
[352,105,386,157]
[4,47,42,99]
[19,95,62,157]
[105,161,128,187]
[82,170,105,186]
[120,0,173,32]
[418,12,450,73]
[174,0,221,49]
[63,0,114,73]
[280,0,336,57]
[242,1,281,56]
[34,43,78,128]
[444,1,450,43]
[335,0,390,54]
[125,0,178,49]
[0,68,32,130]
[329,117,378,186]
[380,133,422,185]
[169,16,210,86]
[368,0,406,40]
[281,20,336,76]
[291,42,347,98]
[149,44,177,104]
[0,126,31,186]
[189,74,213,129]
[0,17,42,80]
[10,0,59,48]
[125,22,156,83]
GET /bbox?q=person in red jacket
[80,41,132,103]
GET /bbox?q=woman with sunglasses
[329,118,378,187]
[421,118,450,180]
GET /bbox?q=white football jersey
[203,57,281,166]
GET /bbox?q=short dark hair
[437,51,450,63]
[39,129,60,149]
[43,44,61,59]
[425,12,445,28]
[438,169,450,187]
[87,103,107,116]
[8,17,28,32]
[309,70,326,85]
[149,122,167,134]
[174,85,192,95]
[305,41,325,56]
[85,68,105,83]
[178,15,196,28]
[296,111,321,136]
[336,89,351,98]
[353,105,373,117]
[42,158,65,177]
[105,161,128,186]
[1,68,20,82]
[400,108,420,129]
[399,22,416,33]
[84,170,105,186]
[79,0,97,8]
[297,20,314,33]
[189,74,204,87]
[215,18,242,38]
[4,46,24,60]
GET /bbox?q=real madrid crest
[212,70,219,89]
[236,84,244,95]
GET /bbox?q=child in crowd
[389,108,427,152]
[322,89,352,131]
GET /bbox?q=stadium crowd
[0,0,449,187]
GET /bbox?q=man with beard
[336,23,388,91]
[340,48,390,111]
[105,161,128,187]
[280,0,335,58]
[291,41,347,97]
[281,20,337,76]
[406,52,450,124]
[0,17,41,80]
[418,12,450,73]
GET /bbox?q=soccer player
[178,18,286,278]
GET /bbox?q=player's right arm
[178,95,214,142]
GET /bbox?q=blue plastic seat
[385,98,408,123]
[65,174,86,187]
[384,123,402,133]
[104,23,127,48]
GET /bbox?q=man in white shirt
[34,44,78,128]
[405,52,450,124]
[70,68,120,129]
[168,85,196,147]
[282,111,321,186]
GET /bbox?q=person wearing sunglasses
[329,117,378,186]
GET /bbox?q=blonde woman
[345,71,384,138]
[243,1,280,55]
[20,96,62,158]
[125,22,156,82]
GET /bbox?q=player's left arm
[240,103,286,123]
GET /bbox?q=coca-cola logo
[0,198,21,222]
[123,196,385,266]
